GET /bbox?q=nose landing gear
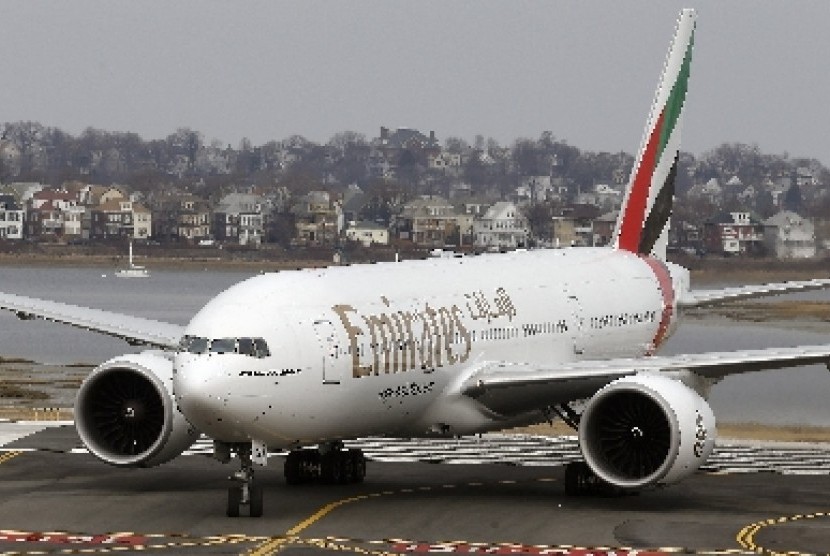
[226,444,264,518]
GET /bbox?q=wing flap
[461,345,830,415]
[0,291,183,349]
[679,278,830,308]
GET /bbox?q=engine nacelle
[75,351,200,467]
[578,373,716,489]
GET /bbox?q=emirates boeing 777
[3,9,829,517]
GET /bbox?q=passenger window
[210,338,236,354]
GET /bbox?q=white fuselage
[174,247,688,449]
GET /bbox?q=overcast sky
[1,1,828,162]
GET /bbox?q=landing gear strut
[284,443,366,485]
[226,444,263,518]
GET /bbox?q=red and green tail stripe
[617,27,695,254]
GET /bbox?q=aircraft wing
[0,291,183,349]
[679,278,830,308]
[460,345,830,415]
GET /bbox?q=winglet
[614,9,696,257]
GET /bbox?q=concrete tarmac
[0,425,828,556]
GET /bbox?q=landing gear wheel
[226,486,241,517]
[284,451,303,485]
[321,451,344,484]
[349,449,366,483]
[249,483,264,518]
[565,461,595,496]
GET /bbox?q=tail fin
[613,9,696,258]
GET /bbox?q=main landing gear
[284,442,366,485]
[217,441,366,518]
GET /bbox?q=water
[0,265,254,363]
[1,265,828,426]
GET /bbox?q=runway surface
[1,422,828,556]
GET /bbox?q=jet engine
[75,351,199,467]
[578,373,715,489]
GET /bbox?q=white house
[763,211,816,259]
[345,221,389,247]
[0,196,24,239]
[214,193,266,246]
[473,201,529,250]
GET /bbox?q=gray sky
[1,1,828,162]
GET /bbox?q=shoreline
[2,250,830,283]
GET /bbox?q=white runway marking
[1,423,828,475]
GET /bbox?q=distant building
[292,191,338,247]
[551,204,600,247]
[214,193,266,246]
[0,195,24,239]
[152,194,210,242]
[397,195,459,247]
[592,211,619,247]
[89,198,152,239]
[703,211,764,256]
[345,221,389,247]
[763,211,816,259]
[473,201,529,250]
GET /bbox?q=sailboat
[115,240,150,278]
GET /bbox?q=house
[397,195,460,247]
[89,199,152,239]
[703,211,765,256]
[516,176,554,203]
[473,201,529,250]
[0,195,24,239]
[428,150,462,172]
[551,204,601,247]
[151,194,211,241]
[576,184,622,211]
[214,193,266,246]
[763,211,816,259]
[686,178,722,205]
[292,191,339,246]
[62,206,86,237]
[345,221,389,247]
[592,211,619,247]
[369,127,441,181]
[27,201,64,238]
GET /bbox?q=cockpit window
[179,335,270,358]
[237,338,256,356]
[210,338,236,354]
[253,338,271,358]
[180,336,209,354]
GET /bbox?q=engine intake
[75,351,199,467]
[578,374,715,489]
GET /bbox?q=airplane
[2,8,830,518]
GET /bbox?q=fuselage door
[313,319,341,384]
[565,294,586,356]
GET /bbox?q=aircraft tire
[226,486,241,517]
[249,484,264,518]
[349,449,366,483]
[564,462,590,496]
[321,452,344,484]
